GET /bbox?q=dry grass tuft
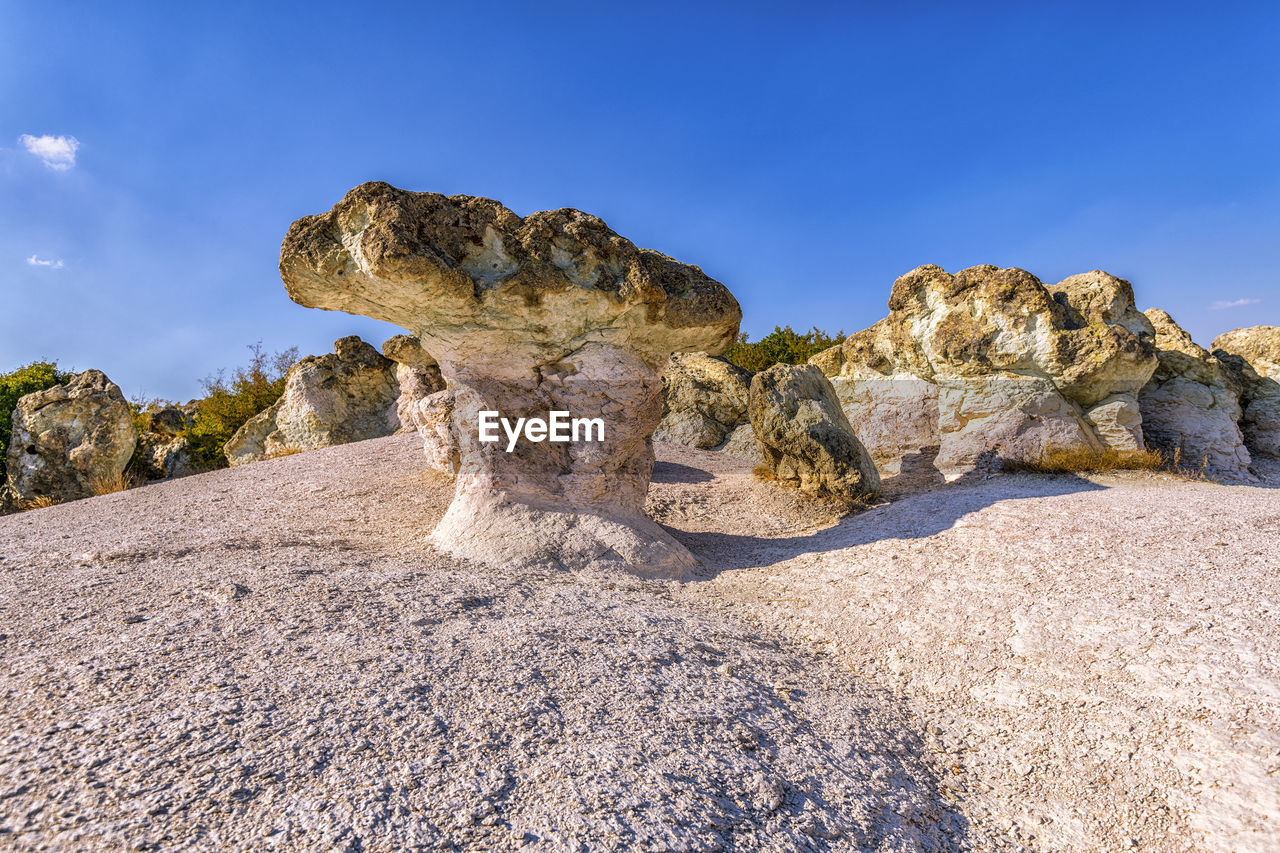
[88,470,137,496]
[17,495,56,512]
[1008,446,1167,475]
[752,463,777,482]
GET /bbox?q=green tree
[1,361,72,463]
[184,342,298,470]
[723,326,845,372]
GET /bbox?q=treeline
[722,326,845,372]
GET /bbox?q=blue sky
[3,1,1278,400]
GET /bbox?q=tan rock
[280,182,741,577]
[1213,326,1280,378]
[748,364,879,501]
[1212,327,1280,459]
[814,266,1157,479]
[655,353,751,450]
[1139,310,1254,481]
[224,336,400,466]
[5,370,136,504]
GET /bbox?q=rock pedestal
[280,183,740,576]
[1212,327,1280,460]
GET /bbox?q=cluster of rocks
[6,181,1276,581]
[788,265,1276,483]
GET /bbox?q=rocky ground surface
[2,435,1278,852]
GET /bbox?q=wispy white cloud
[26,254,64,269]
[18,134,80,170]
[1209,297,1260,310]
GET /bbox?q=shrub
[183,342,298,471]
[1007,447,1166,475]
[0,361,72,463]
[724,326,845,372]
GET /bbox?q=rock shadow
[651,460,716,484]
[674,459,1108,577]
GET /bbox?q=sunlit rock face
[1139,310,1255,482]
[5,370,136,505]
[280,182,741,577]
[224,336,400,466]
[655,353,759,463]
[1212,326,1280,460]
[812,265,1158,479]
[748,364,880,501]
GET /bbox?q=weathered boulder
[224,336,400,466]
[1212,326,1280,459]
[380,334,456,474]
[382,334,447,430]
[1138,310,1254,481]
[655,353,758,461]
[4,370,136,504]
[133,406,193,480]
[280,182,741,577]
[813,266,1158,479]
[748,364,879,501]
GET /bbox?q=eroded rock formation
[1138,310,1254,482]
[812,266,1158,479]
[280,182,741,577]
[655,353,759,462]
[224,336,400,466]
[1212,326,1280,460]
[748,364,879,501]
[4,370,136,504]
[381,334,456,474]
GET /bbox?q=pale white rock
[4,369,136,504]
[279,182,741,577]
[224,336,400,466]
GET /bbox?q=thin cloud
[26,254,64,269]
[1209,298,1260,310]
[18,134,80,170]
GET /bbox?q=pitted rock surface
[224,336,400,466]
[280,182,741,577]
[748,364,880,501]
[812,266,1158,479]
[4,369,135,505]
[1212,326,1280,459]
[1138,310,1254,482]
[655,352,758,461]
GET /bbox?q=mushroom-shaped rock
[748,364,880,501]
[5,369,136,504]
[280,183,741,577]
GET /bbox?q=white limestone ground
[1,435,1278,851]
